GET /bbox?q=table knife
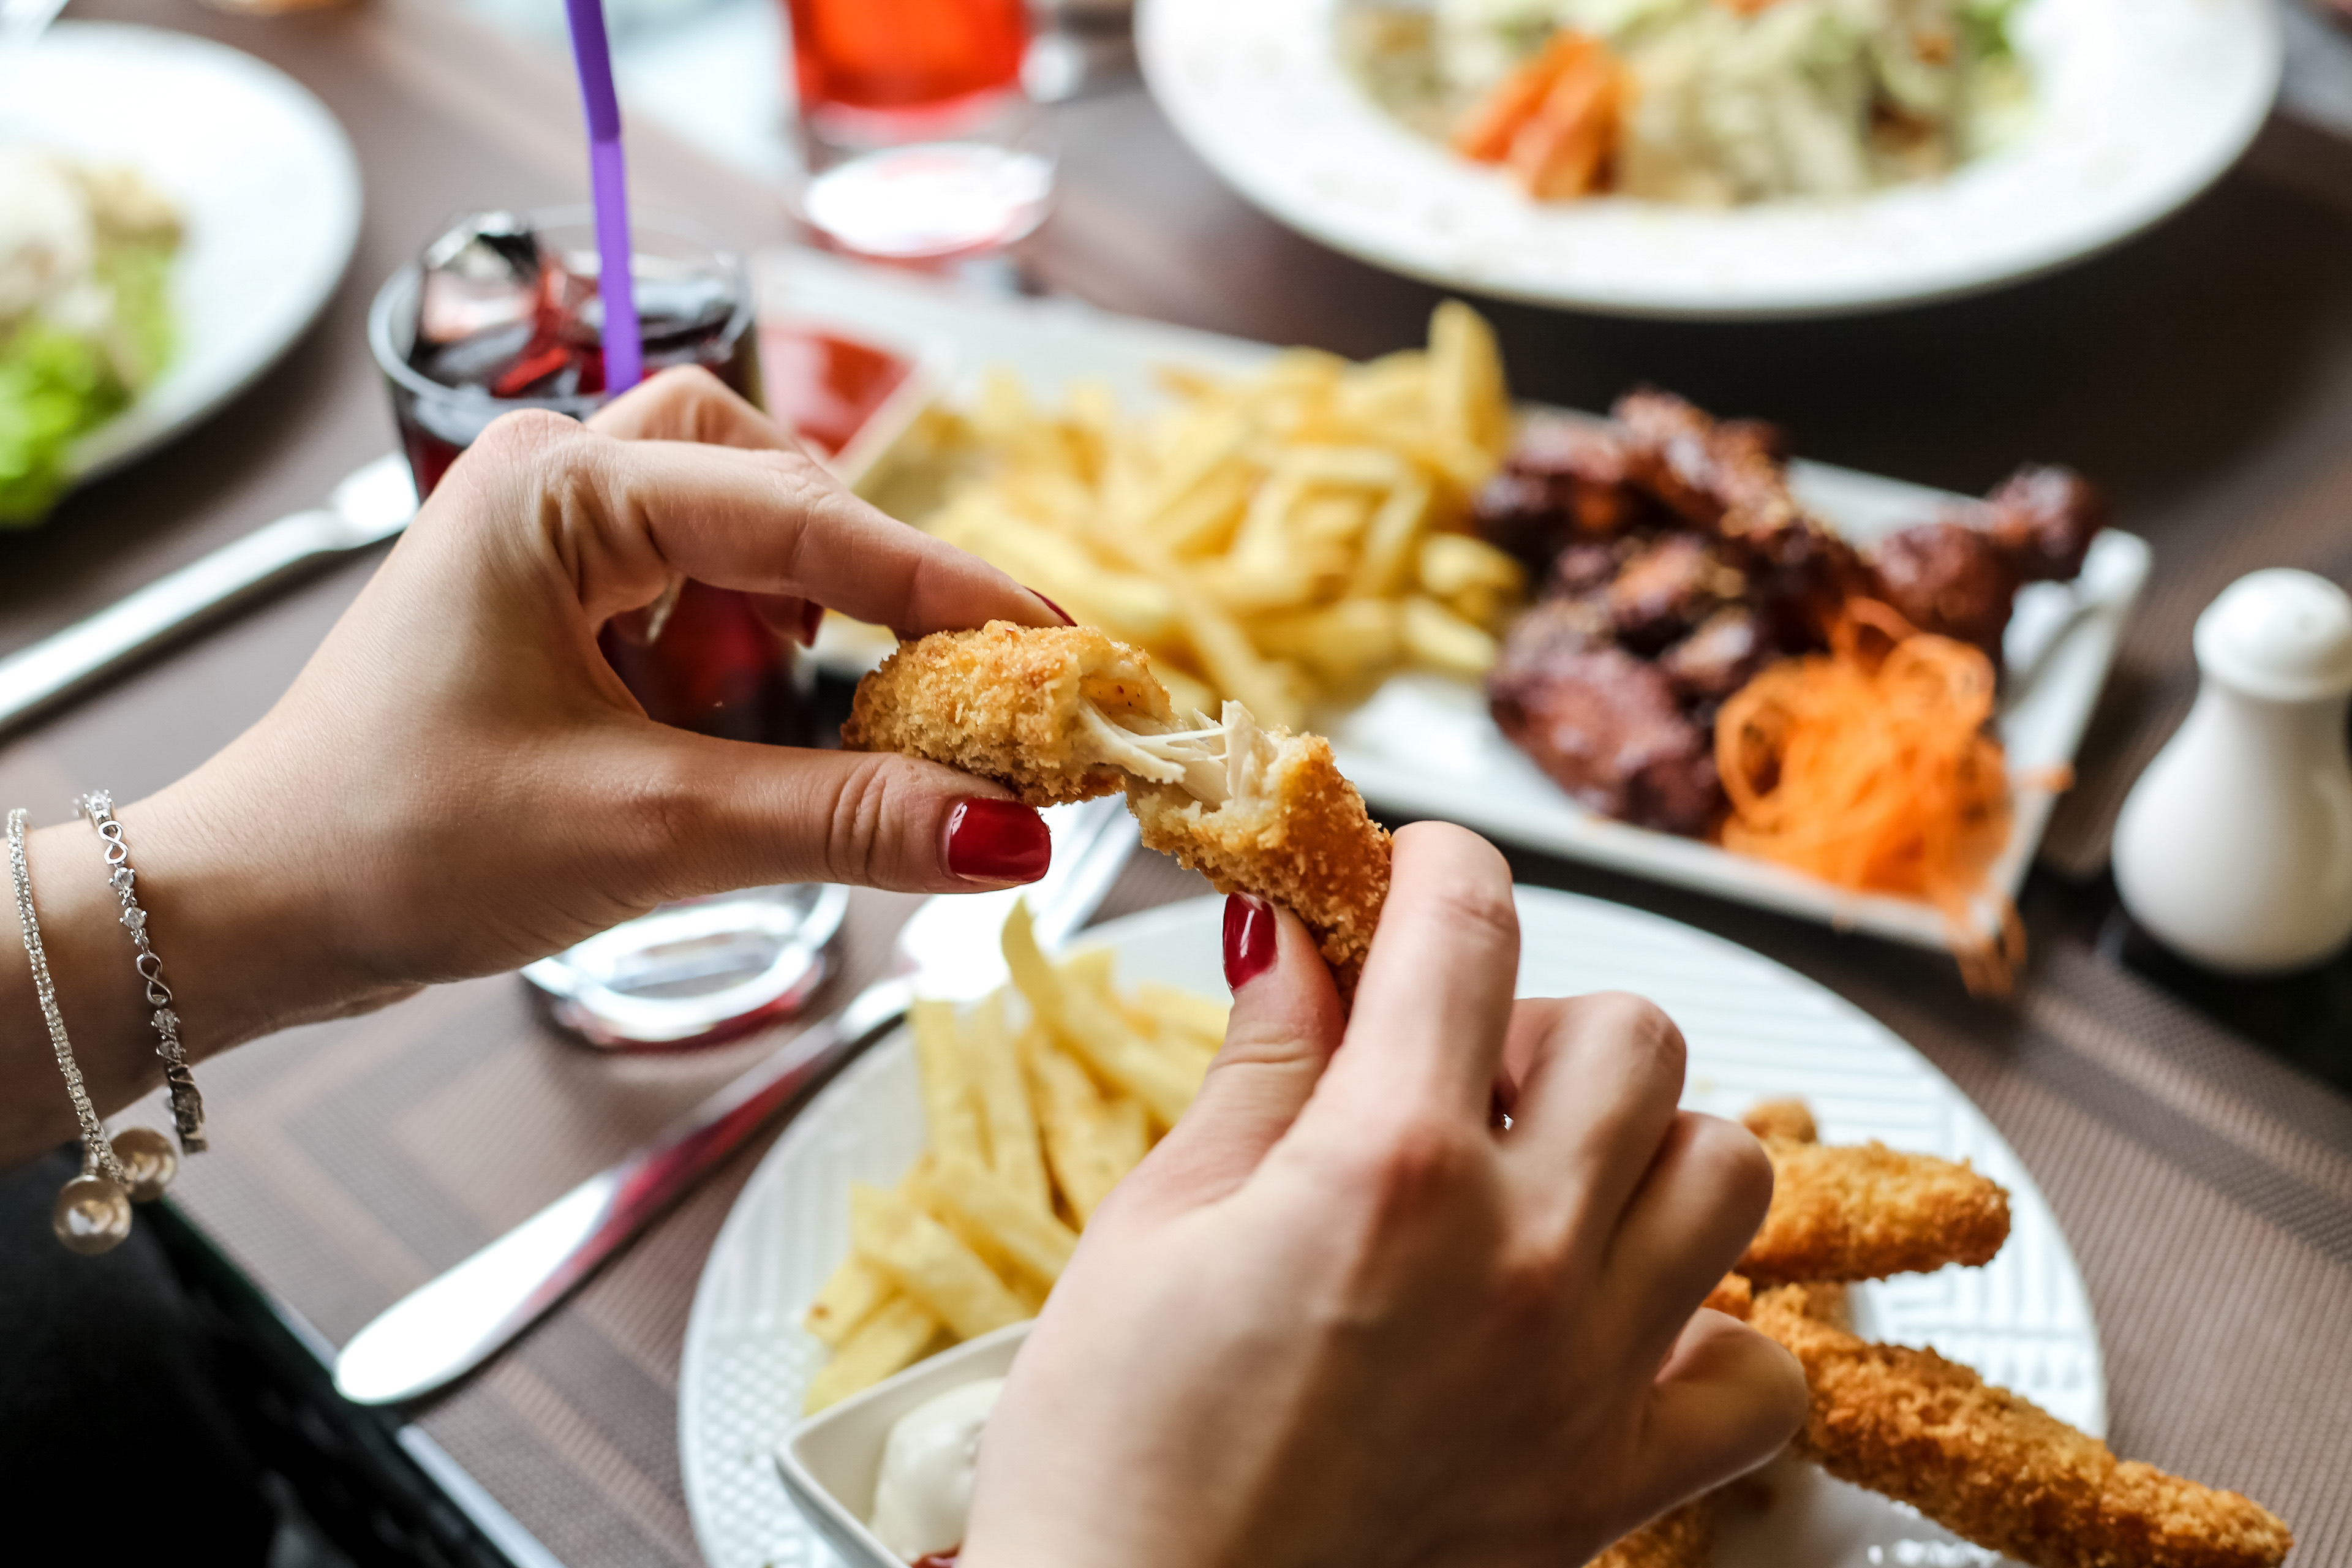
[333,794,1140,1406]
[0,453,418,737]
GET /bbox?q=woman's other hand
[962,823,1807,1568]
[17,369,1063,1115]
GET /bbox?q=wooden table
[8,1,2352,1563]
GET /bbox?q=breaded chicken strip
[1740,1096,1817,1144]
[1586,1496,1716,1568]
[1701,1272,1752,1321]
[844,622,1392,989]
[1754,1286,2293,1568]
[1739,1139,2010,1285]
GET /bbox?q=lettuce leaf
[0,239,175,524]
[0,320,131,526]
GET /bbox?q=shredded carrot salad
[1714,603,2026,992]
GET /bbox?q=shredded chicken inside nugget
[1740,1138,2011,1284]
[844,622,1392,990]
[1754,1285,2294,1568]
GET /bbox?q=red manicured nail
[797,600,827,646]
[1026,586,1076,626]
[944,799,1050,884]
[1223,894,1277,991]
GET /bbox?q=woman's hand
[2,369,1063,1163]
[963,823,1807,1568]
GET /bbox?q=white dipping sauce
[869,1378,1005,1560]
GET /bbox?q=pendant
[111,1126,178,1203]
[53,1175,132,1254]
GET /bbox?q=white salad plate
[679,891,2105,1568]
[772,252,2150,956]
[1134,0,2280,317]
[0,23,363,492]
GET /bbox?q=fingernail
[1025,586,1076,627]
[1223,894,1278,991]
[798,600,827,647]
[944,799,1051,884]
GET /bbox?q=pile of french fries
[799,905,1229,1412]
[864,303,1528,730]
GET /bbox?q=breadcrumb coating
[844,622,1392,993]
[1754,1286,2293,1568]
[1586,1496,1716,1568]
[1739,1139,2010,1285]
[842,622,1174,805]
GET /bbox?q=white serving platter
[771,251,2149,955]
[0,23,363,500]
[1135,0,2280,318]
[679,890,2105,1568]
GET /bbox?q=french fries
[801,1295,940,1415]
[850,1182,1028,1340]
[800,903,1227,1411]
[863,304,1526,725]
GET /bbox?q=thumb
[1625,1311,1807,1520]
[1123,897,1343,1212]
[608,726,1052,897]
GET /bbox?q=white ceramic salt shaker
[2113,568,2352,974]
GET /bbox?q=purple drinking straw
[562,0,643,393]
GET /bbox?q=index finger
[1313,823,1518,1121]
[475,413,1065,637]
[586,364,799,450]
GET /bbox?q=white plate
[1134,0,2280,318]
[679,890,2105,1568]
[0,23,363,494]
[773,252,2149,954]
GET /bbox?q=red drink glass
[366,212,914,1048]
[788,0,1027,118]
[783,0,1054,260]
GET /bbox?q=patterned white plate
[1135,0,2280,318]
[0,24,363,497]
[679,890,2105,1568]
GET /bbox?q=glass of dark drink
[367,210,911,1050]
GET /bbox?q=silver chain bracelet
[10,807,182,1253]
[78,791,206,1155]
[9,810,128,1189]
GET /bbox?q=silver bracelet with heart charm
[78,790,206,1156]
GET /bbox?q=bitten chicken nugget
[1740,1139,2009,1284]
[845,622,1392,990]
[1754,1286,2293,1568]
[1586,1496,1716,1568]
[842,622,1172,805]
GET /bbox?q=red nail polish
[944,799,1051,884]
[1223,894,1277,991]
[798,600,827,646]
[1026,586,1076,627]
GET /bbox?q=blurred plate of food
[678,891,2109,1568]
[0,23,361,524]
[1133,0,2279,317]
[776,254,2147,980]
